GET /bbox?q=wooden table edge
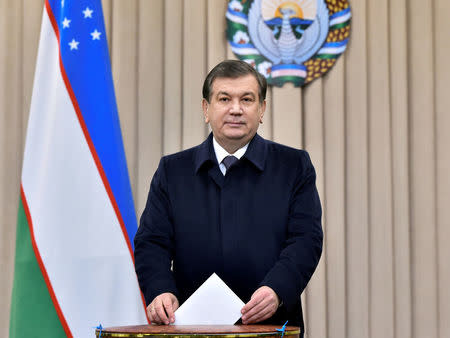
[95,325,301,338]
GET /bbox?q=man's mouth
[225,121,245,126]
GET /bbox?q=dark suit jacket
[134,133,323,335]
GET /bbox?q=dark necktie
[222,155,238,171]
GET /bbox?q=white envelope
[173,273,245,325]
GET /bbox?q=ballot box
[95,324,300,337]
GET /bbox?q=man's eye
[242,97,253,102]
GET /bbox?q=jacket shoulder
[264,139,311,166]
[158,144,200,173]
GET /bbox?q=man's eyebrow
[216,91,256,97]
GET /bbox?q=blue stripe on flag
[272,63,307,71]
[321,39,349,48]
[229,41,255,48]
[47,0,138,248]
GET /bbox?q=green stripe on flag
[330,21,350,30]
[238,55,265,62]
[226,22,247,40]
[270,76,305,87]
[316,54,339,59]
[9,198,66,338]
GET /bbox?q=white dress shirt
[212,137,249,175]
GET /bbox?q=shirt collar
[194,133,267,173]
[212,137,249,165]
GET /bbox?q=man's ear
[259,100,266,123]
[202,98,209,123]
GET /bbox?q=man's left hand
[241,286,280,324]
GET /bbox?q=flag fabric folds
[9,1,147,337]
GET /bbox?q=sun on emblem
[226,0,351,87]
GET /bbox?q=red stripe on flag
[20,185,73,337]
[44,0,148,316]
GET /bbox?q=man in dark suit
[134,60,322,336]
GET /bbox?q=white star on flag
[68,39,79,50]
[91,29,101,40]
[62,17,71,28]
[83,7,94,18]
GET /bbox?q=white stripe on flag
[271,68,307,78]
[226,11,248,25]
[330,12,351,26]
[21,9,147,338]
[231,46,259,55]
[318,45,347,55]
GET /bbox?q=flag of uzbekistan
[9,1,147,337]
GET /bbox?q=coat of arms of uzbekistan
[226,0,351,87]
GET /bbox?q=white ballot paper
[173,273,245,325]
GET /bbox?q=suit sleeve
[260,150,323,312]
[134,158,178,305]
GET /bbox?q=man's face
[202,75,266,149]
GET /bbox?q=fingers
[242,296,275,324]
[147,300,165,324]
[155,300,170,325]
[162,296,178,324]
[241,290,264,314]
[241,286,280,324]
[147,293,179,325]
[243,303,275,324]
[147,303,158,324]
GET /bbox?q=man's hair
[202,60,267,104]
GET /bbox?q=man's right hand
[147,292,179,325]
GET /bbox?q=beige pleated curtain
[1,0,449,337]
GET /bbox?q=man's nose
[229,100,242,114]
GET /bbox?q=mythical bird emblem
[226,0,352,87]
[248,0,329,65]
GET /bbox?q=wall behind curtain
[1,0,449,337]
